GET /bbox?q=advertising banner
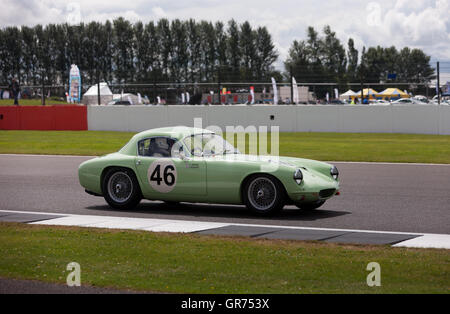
[271,77,278,105]
[69,64,81,103]
[292,77,299,104]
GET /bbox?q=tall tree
[113,18,135,83]
[397,48,435,83]
[0,19,288,89]
[199,21,216,81]
[239,21,256,80]
[145,21,161,81]
[2,26,22,82]
[346,38,358,83]
[187,19,201,82]
[227,19,241,82]
[102,20,114,83]
[255,26,279,81]
[20,26,37,85]
[170,19,188,82]
[284,40,311,81]
[133,21,147,83]
[35,25,51,86]
[157,18,172,80]
[321,26,347,88]
[215,21,228,81]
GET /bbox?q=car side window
[138,137,176,158]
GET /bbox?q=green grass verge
[0,99,69,106]
[0,222,448,293]
[0,131,133,156]
[1,130,450,164]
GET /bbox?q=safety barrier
[87,104,450,135]
[0,105,87,130]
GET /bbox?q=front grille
[319,189,336,198]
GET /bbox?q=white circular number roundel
[147,159,177,193]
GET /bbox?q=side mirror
[171,142,189,160]
[179,148,188,161]
[178,146,191,161]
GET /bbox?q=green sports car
[78,127,340,215]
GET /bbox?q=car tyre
[295,200,325,211]
[243,174,285,215]
[102,168,141,210]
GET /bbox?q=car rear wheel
[243,175,284,215]
[295,200,325,211]
[102,168,141,210]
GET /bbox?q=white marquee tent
[339,90,357,100]
[82,82,113,105]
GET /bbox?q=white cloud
[151,7,168,19]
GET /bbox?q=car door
[134,136,207,199]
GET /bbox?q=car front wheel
[243,175,284,215]
[102,168,141,210]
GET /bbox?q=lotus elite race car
[78,127,340,215]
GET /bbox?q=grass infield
[0,130,449,164]
[0,222,448,294]
[0,99,69,106]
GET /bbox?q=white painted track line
[143,221,229,233]
[33,216,109,227]
[29,214,228,233]
[393,235,450,249]
[1,210,448,249]
[0,209,427,236]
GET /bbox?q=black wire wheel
[243,175,285,215]
[102,168,141,210]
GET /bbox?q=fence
[0,81,441,105]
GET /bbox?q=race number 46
[147,159,177,193]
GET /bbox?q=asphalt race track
[0,154,449,234]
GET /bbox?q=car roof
[119,127,215,155]
[135,127,214,140]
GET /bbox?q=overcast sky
[1,0,449,77]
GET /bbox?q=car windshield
[183,133,239,157]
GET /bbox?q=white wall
[88,104,450,135]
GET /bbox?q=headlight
[293,169,303,185]
[331,165,339,180]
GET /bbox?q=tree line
[285,26,436,95]
[0,19,436,96]
[0,18,279,87]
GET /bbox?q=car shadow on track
[86,201,350,222]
